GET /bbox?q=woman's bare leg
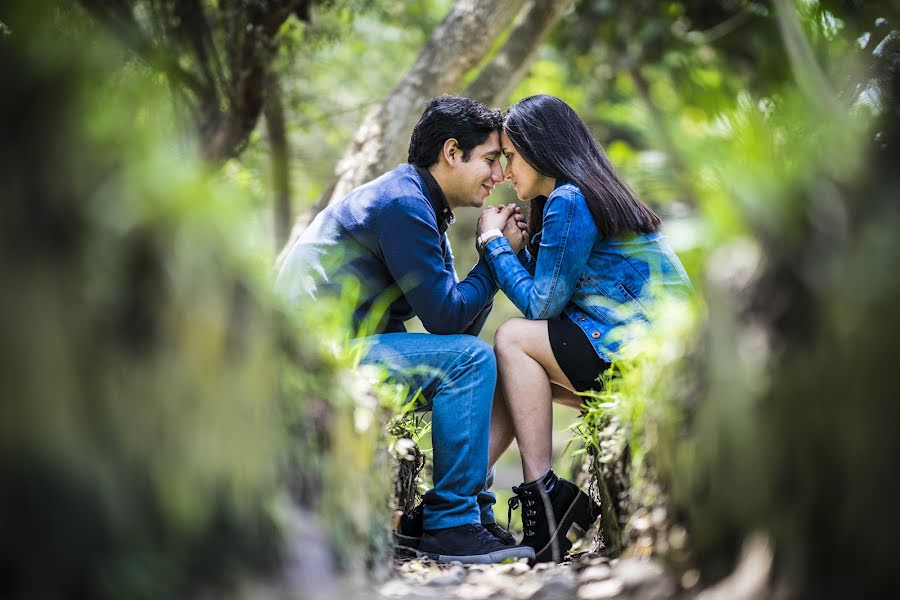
[489,385,516,469]
[493,318,581,482]
[549,382,585,410]
[489,382,583,469]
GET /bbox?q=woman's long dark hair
[503,95,660,254]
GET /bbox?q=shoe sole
[394,528,518,553]
[393,531,421,559]
[393,531,421,549]
[417,546,535,564]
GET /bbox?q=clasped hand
[476,203,529,254]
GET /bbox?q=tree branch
[79,0,311,165]
[77,0,210,104]
[465,0,574,107]
[265,69,292,251]
[324,0,526,204]
[202,1,308,163]
[276,0,530,265]
[773,0,844,121]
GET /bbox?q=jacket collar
[414,165,455,234]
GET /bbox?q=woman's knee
[494,318,529,358]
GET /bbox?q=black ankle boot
[393,503,424,557]
[508,476,599,563]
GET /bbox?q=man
[275,96,532,563]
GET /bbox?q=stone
[378,579,418,597]
[612,559,676,600]
[455,582,498,600]
[613,558,664,589]
[495,561,533,576]
[580,565,613,582]
[376,552,679,600]
[527,577,578,600]
[578,579,625,599]
[428,571,465,587]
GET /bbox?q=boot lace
[507,486,539,538]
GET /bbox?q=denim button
[591,331,600,339]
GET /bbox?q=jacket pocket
[615,281,648,314]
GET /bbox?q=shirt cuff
[483,235,514,260]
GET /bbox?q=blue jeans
[361,332,497,530]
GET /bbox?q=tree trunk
[264,70,292,251]
[278,0,574,264]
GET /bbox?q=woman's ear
[441,138,460,165]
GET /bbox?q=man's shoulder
[352,164,426,202]
[339,164,431,218]
[339,164,428,206]
[378,163,424,191]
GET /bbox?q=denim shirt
[483,182,692,362]
[274,164,496,336]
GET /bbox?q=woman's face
[501,131,555,201]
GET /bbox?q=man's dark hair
[408,96,502,168]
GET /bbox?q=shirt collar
[414,165,455,234]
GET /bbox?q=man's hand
[476,203,515,236]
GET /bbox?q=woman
[477,95,692,562]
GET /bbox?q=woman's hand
[477,204,515,234]
[502,204,529,254]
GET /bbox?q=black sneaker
[484,522,517,546]
[419,523,535,564]
[395,502,516,548]
[508,477,599,563]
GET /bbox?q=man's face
[444,131,504,210]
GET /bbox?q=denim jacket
[483,182,692,362]
[275,164,496,336]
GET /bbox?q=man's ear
[441,138,460,165]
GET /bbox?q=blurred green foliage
[0,1,398,596]
[544,2,900,596]
[1,6,281,595]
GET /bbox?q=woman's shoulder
[542,182,598,237]
[545,182,586,211]
[549,181,583,199]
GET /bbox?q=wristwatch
[477,228,503,251]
